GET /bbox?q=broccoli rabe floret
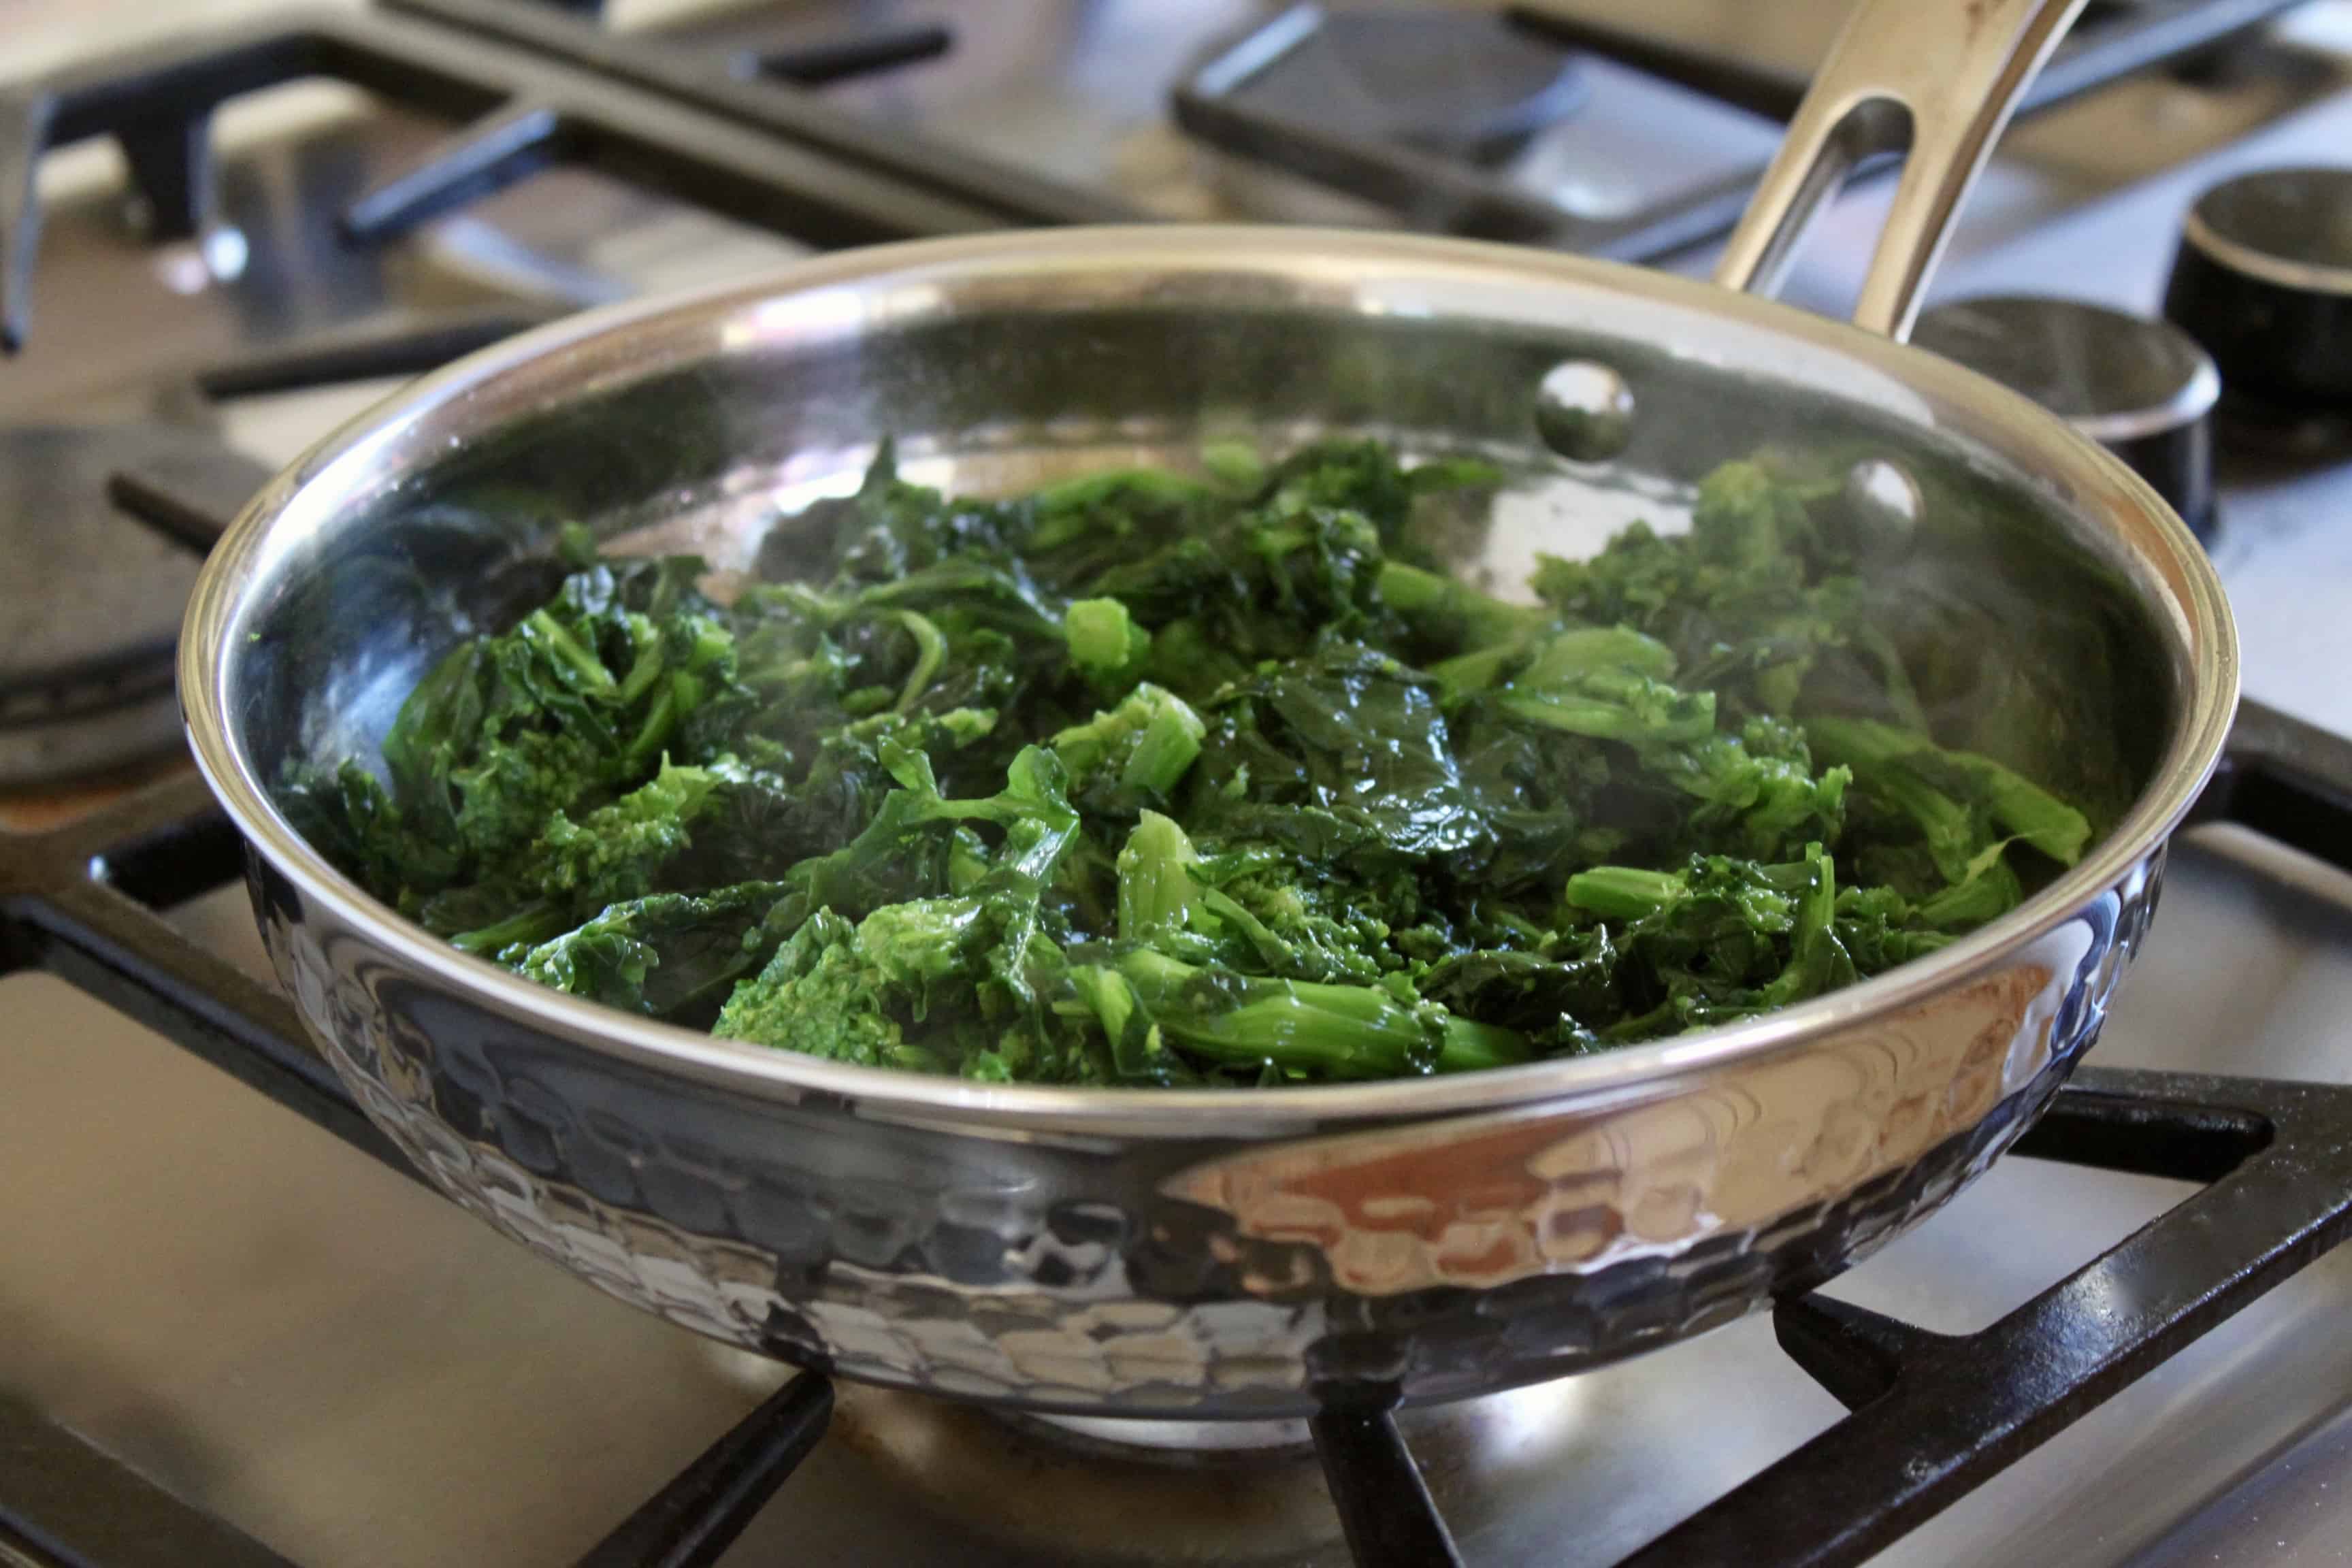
[1110,813,1400,985]
[1063,597,1152,687]
[1563,842,1857,1039]
[1051,684,1207,813]
[713,909,912,1067]
[529,758,717,912]
[715,745,1091,1076]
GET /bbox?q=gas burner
[830,1382,1582,1563]
[0,425,236,787]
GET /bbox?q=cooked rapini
[284,440,2093,1086]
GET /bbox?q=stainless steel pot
[180,0,2235,1418]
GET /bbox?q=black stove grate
[0,4,1132,351]
[14,455,2352,1566]
[371,0,1107,234]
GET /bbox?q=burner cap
[1913,295,2219,540]
[0,425,220,786]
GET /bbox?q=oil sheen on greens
[284,440,2096,1088]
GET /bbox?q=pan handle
[1713,0,2090,342]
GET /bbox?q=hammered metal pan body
[182,0,2236,1417]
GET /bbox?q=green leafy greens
[284,440,2097,1087]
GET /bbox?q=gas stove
[5,3,2352,1566]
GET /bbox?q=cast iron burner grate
[6,460,2352,1564]
[0,2,1132,352]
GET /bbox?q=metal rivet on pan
[1844,457,1921,549]
[1534,360,1634,463]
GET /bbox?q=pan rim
[179,225,2238,1134]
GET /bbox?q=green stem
[1565,865,1687,921]
[451,900,570,956]
[1115,950,1530,1079]
[523,610,615,694]
[892,609,947,713]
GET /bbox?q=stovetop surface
[5,3,2352,1565]
[12,837,2352,1568]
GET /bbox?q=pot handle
[1713,0,2089,342]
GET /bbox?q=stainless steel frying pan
[180,0,2235,1418]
